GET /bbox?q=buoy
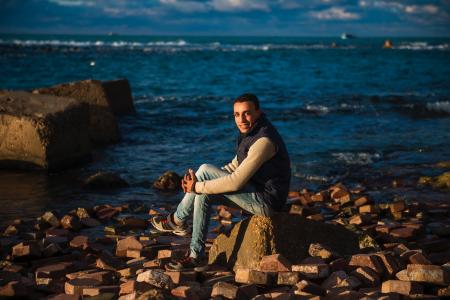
[383,40,393,49]
[90,61,96,66]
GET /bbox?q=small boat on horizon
[341,33,356,40]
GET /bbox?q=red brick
[60,215,82,231]
[291,264,329,279]
[406,264,450,285]
[65,278,101,296]
[349,214,372,226]
[389,227,416,240]
[116,236,143,257]
[42,211,60,227]
[35,262,74,283]
[96,252,126,271]
[350,267,380,287]
[375,252,402,278]
[381,280,423,295]
[164,270,197,284]
[354,196,370,207]
[389,201,406,213]
[277,272,300,286]
[359,204,379,214]
[0,280,28,297]
[171,285,201,299]
[259,254,292,272]
[321,271,349,290]
[211,281,239,299]
[409,252,431,265]
[69,235,89,249]
[157,248,186,259]
[136,269,173,290]
[295,279,325,296]
[349,254,385,275]
[119,217,148,229]
[12,241,41,258]
[82,285,119,296]
[66,269,114,284]
[235,268,269,285]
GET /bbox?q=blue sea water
[0,34,449,224]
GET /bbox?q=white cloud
[159,0,209,13]
[48,0,95,6]
[210,0,270,12]
[311,7,360,20]
[359,1,439,15]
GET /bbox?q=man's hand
[181,169,197,193]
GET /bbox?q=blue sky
[1,0,449,36]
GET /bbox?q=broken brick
[259,254,292,272]
[235,268,269,285]
[291,264,329,279]
[381,280,423,296]
[349,254,385,275]
[406,264,450,285]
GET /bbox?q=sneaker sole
[150,218,190,237]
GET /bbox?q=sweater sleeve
[222,156,239,173]
[195,137,276,194]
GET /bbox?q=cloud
[310,7,360,20]
[359,1,440,15]
[48,0,95,6]
[159,0,209,13]
[210,0,270,12]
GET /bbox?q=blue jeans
[174,163,272,258]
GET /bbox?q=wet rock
[419,172,450,189]
[33,79,135,144]
[60,215,82,231]
[12,241,41,258]
[0,91,91,170]
[83,172,129,189]
[42,211,61,228]
[136,269,173,290]
[208,213,360,270]
[308,243,336,260]
[152,171,182,191]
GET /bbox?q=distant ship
[108,32,118,36]
[341,33,356,40]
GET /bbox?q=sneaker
[165,255,208,272]
[150,213,190,236]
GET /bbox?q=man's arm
[221,156,239,173]
[195,137,276,194]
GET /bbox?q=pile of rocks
[0,182,449,299]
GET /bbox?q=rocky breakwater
[0,182,449,299]
[0,91,91,170]
[33,78,135,145]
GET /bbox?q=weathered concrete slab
[33,79,134,145]
[0,91,91,170]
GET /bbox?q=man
[151,93,291,271]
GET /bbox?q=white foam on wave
[305,104,330,114]
[332,152,381,165]
[395,42,449,51]
[426,101,450,113]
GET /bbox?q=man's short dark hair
[234,93,260,110]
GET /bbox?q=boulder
[153,171,182,191]
[83,171,129,189]
[208,213,360,270]
[33,79,134,144]
[0,91,91,170]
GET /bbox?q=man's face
[234,101,261,134]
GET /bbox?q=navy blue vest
[236,114,291,211]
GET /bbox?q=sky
[1,0,450,36]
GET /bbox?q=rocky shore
[0,182,449,299]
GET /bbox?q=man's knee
[195,163,216,178]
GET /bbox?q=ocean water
[0,34,449,224]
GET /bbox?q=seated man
[151,93,291,271]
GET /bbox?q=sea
[0,34,449,225]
